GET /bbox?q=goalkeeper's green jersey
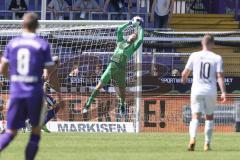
[110,22,144,67]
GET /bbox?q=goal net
[0,20,142,133]
[1,20,240,133]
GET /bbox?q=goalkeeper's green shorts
[100,62,126,88]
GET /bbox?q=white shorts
[191,95,217,115]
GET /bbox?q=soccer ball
[132,16,144,27]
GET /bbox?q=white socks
[189,119,199,139]
[204,120,214,144]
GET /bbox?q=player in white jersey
[181,34,226,151]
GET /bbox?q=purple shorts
[7,94,44,130]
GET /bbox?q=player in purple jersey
[0,13,62,160]
[42,56,64,133]
[24,56,63,133]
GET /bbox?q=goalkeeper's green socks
[120,98,125,106]
[83,89,99,114]
[85,89,99,108]
[119,98,126,117]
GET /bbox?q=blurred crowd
[4,0,175,28]
[2,0,236,28]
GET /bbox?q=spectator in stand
[152,66,159,77]
[150,0,174,28]
[104,0,132,20]
[8,0,28,19]
[94,64,103,76]
[92,64,103,77]
[171,69,180,77]
[73,0,100,20]
[69,64,79,77]
[202,0,219,14]
[47,0,70,20]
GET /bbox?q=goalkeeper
[83,16,144,115]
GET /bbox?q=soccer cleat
[188,139,196,151]
[204,143,211,151]
[42,125,51,133]
[82,104,90,114]
[0,129,5,134]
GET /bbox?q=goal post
[135,44,142,133]
[0,20,142,133]
[41,0,47,20]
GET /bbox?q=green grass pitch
[1,133,240,160]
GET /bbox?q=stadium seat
[170,14,239,31]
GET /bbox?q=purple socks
[0,132,40,160]
[44,105,60,124]
[25,134,40,160]
[0,132,14,151]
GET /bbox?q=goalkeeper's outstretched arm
[133,26,144,50]
[116,22,130,42]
